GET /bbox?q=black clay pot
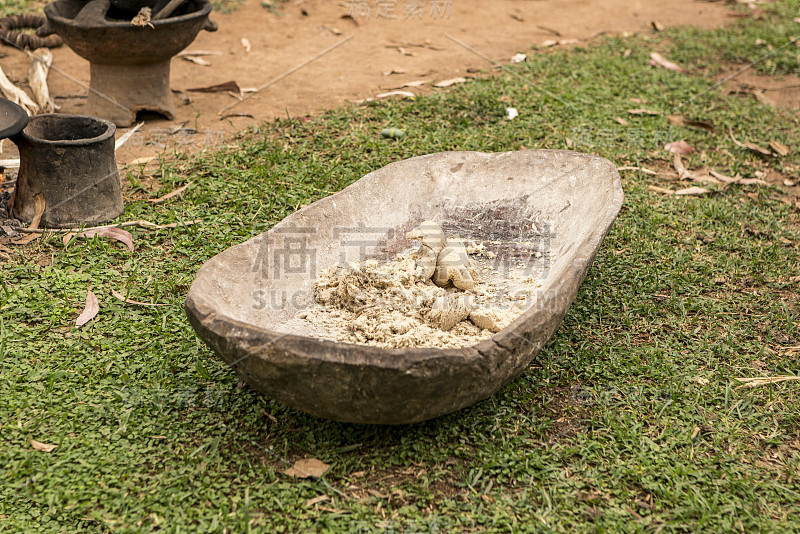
[0,98,29,140]
[10,114,123,228]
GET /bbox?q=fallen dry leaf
[648,185,675,195]
[617,166,656,175]
[672,152,692,179]
[71,227,135,252]
[111,289,169,307]
[284,458,330,479]
[178,50,224,57]
[340,13,358,26]
[433,77,467,88]
[735,376,800,388]
[187,81,242,96]
[75,289,99,327]
[709,169,768,185]
[667,115,715,133]
[649,185,709,196]
[182,55,211,66]
[128,156,156,166]
[381,68,406,76]
[31,439,57,452]
[651,20,665,32]
[615,117,628,126]
[541,38,581,47]
[752,90,776,108]
[649,52,685,73]
[675,186,709,196]
[769,140,790,157]
[305,495,330,507]
[11,194,45,245]
[131,219,201,230]
[664,140,696,155]
[627,108,661,116]
[511,53,527,63]
[375,90,415,99]
[27,193,45,228]
[729,127,772,156]
[240,37,251,53]
[754,38,773,49]
[148,182,192,204]
[391,79,429,89]
[221,112,255,119]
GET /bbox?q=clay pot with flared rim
[10,114,123,228]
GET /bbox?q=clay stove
[38,0,217,126]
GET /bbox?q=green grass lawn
[2,1,800,532]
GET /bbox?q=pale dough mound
[302,255,494,349]
[297,227,541,349]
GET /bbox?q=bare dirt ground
[0,0,737,165]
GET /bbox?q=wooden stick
[15,218,201,234]
[153,0,187,21]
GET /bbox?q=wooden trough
[185,150,623,424]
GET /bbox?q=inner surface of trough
[191,150,619,343]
